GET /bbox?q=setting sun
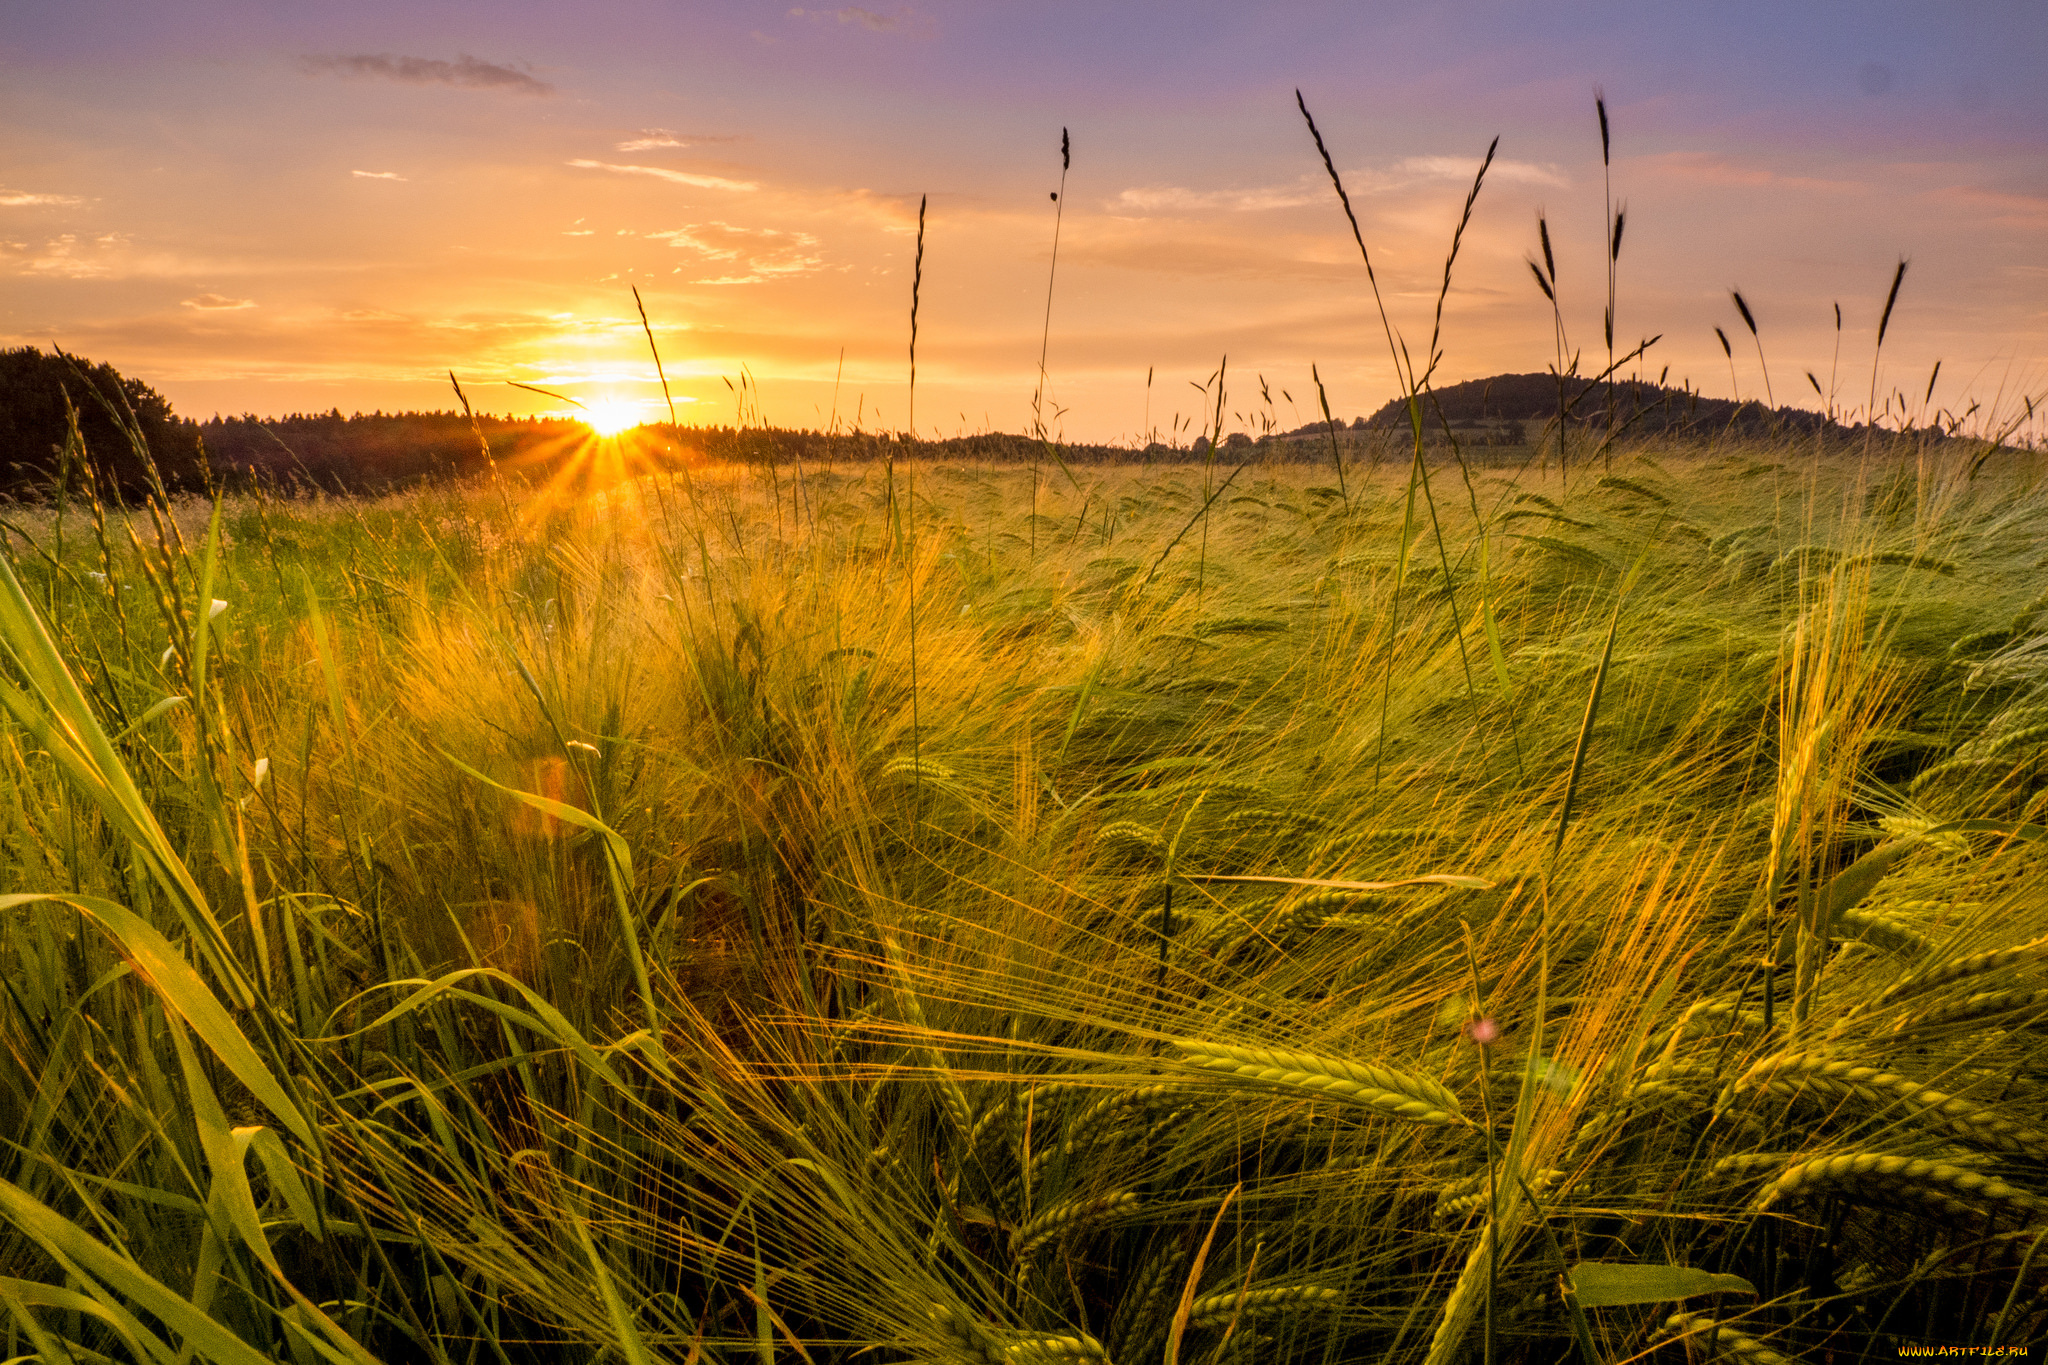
[580,399,640,436]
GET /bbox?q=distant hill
[1330,371,1896,444]
[1260,371,1926,450]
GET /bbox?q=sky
[3,0,2044,444]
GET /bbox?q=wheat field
[2,427,2047,1363]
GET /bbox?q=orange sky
[4,1,2044,444]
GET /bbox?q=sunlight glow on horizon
[579,398,642,436]
[4,3,2042,443]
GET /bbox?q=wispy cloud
[567,160,759,193]
[1393,155,1564,187]
[1063,227,1361,282]
[0,189,83,207]
[352,170,406,181]
[788,6,916,32]
[646,229,738,262]
[1110,157,1564,217]
[647,221,825,284]
[1641,151,1862,194]
[183,294,256,311]
[299,53,552,96]
[1111,183,1319,214]
[615,128,738,152]
[618,131,686,151]
[12,232,123,278]
[1926,182,2048,227]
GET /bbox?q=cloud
[646,227,740,262]
[11,232,124,278]
[352,170,406,181]
[1112,183,1319,214]
[1640,152,1861,194]
[341,309,406,322]
[1110,158,1564,217]
[1925,183,2048,227]
[618,131,687,151]
[183,293,256,311]
[299,53,552,96]
[1393,155,1565,187]
[567,160,759,192]
[647,221,826,284]
[1063,230,1363,283]
[788,6,915,31]
[615,129,738,152]
[0,189,83,207]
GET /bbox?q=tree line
[2,347,1963,505]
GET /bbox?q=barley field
[4,431,2048,1363]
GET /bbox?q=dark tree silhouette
[0,347,207,496]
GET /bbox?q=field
[4,431,2048,1364]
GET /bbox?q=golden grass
[2,436,2048,1362]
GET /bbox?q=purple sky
[4,0,2042,441]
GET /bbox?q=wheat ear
[928,1306,1006,1364]
[1107,1242,1189,1365]
[1173,1040,1464,1126]
[1003,1335,1110,1361]
[881,931,975,1133]
[1837,906,1931,955]
[1898,986,2048,1033]
[928,1308,1112,1364]
[1436,1171,1567,1224]
[1648,998,1769,1075]
[1753,1151,2048,1220]
[1879,933,2048,1002]
[1013,1190,1141,1259]
[1733,1051,2048,1156]
[1067,1082,1182,1137]
[1022,1103,1186,1192]
[1423,1222,1499,1365]
[1187,1285,1342,1327]
[1661,1312,1796,1365]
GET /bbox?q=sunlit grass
[2,431,2048,1362]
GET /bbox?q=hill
[1343,371,1903,444]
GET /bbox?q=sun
[581,399,638,436]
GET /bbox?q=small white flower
[208,599,228,619]
[87,571,107,584]
[251,757,269,789]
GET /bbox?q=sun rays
[494,420,689,520]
